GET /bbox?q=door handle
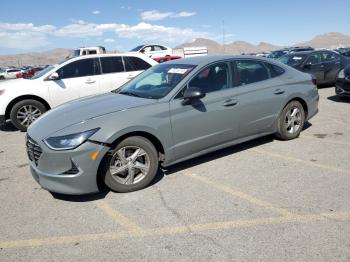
[85,79,96,84]
[223,99,238,107]
[274,89,285,95]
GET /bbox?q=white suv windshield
[116,63,196,99]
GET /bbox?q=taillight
[311,76,317,86]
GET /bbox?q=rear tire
[10,99,47,131]
[275,100,305,140]
[101,136,159,193]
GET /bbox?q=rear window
[235,60,269,85]
[100,57,124,74]
[266,63,285,77]
[124,56,152,71]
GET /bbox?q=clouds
[92,10,100,15]
[140,10,196,21]
[0,19,208,49]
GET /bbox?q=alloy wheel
[284,107,302,134]
[109,146,150,185]
[17,105,42,127]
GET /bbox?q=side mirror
[49,72,59,80]
[303,62,312,69]
[182,86,205,105]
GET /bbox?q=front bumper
[335,85,350,97]
[28,140,110,195]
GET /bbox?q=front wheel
[275,100,305,140]
[10,99,47,131]
[101,136,159,193]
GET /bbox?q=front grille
[26,135,42,166]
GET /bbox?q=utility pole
[222,20,225,54]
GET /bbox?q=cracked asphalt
[0,87,349,261]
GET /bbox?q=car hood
[28,92,157,139]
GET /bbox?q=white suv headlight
[44,128,100,151]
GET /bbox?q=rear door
[320,51,341,83]
[230,59,287,138]
[301,52,325,83]
[99,56,129,92]
[47,58,100,107]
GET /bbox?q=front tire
[275,100,305,140]
[101,136,159,193]
[10,99,47,131]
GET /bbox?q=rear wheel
[10,99,47,131]
[275,100,305,140]
[102,136,159,193]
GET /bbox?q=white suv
[0,53,157,131]
[0,68,23,80]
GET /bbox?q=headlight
[44,128,100,151]
[338,69,345,79]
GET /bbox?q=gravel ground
[0,87,349,262]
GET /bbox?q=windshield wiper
[119,91,142,98]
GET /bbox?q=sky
[0,0,349,54]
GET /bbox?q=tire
[0,76,4,80]
[10,99,47,131]
[275,100,305,140]
[101,136,159,193]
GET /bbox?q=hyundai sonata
[26,56,319,195]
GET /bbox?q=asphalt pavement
[0,87,349,261]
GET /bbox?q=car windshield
[130,45,145,52]
[278,54,307,66]
[114,63,196,99]
[30,57,73,80]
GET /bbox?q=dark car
[267,46,314,59]
[335,64,350,97]
[335,48,350,58]
[278,50,350,85]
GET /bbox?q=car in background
[278,50,350,85]
[334,47,350,58]
[16,67,44,79]
[0,68,23,80]
[153,56,182,63]
[335,64,350,97]
[0,53,157,131]
[268,46,314,59]
[130,44,172,58]
[72,46,106,56]
[26,55,319,195]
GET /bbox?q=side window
[236,60,269,85]
[124,56,152,71]
[320,52,338,62]
[153,46,162,51]
[142,46,152,53]
[305,53,321,65]
[265,63,285,78]
[88,50,97,55]
[159,45,167,50]
[57,58,98,79]
[100,57,124,74]
[189,63,229,93]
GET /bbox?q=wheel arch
[5,95,51,120]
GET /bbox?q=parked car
[335,64,350,97]
[71,46,106,56]
[0,68,23,80]
[16,67,44,79]
[130,44,172,58]
[278,50,350,85]
[26,55,319,195]
[153,56,182,63]
[0,53,157,131]
[334,47,350,58]
[268,46,314,59]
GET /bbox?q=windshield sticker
[292,57,303,60]
[168,68,189,74]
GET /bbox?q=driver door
[169,62,239,160]
[301,53,325,83]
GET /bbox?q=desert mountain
[1,32,350,67]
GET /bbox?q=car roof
[163,55,286,67]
